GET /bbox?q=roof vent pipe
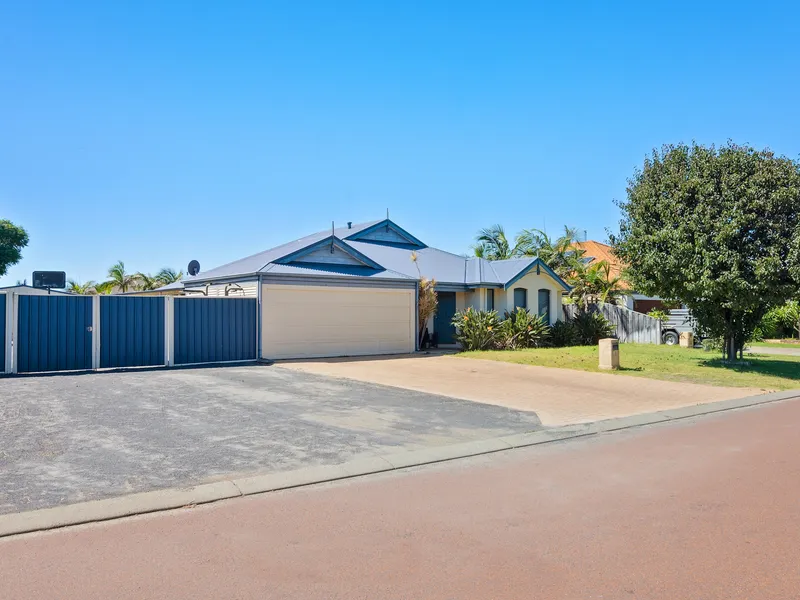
[347,221,352,229]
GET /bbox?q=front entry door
[435,292,457,344]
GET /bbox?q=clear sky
[2,1,799,286]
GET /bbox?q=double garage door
[261,285,416,360]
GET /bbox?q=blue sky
[2,1,799,285]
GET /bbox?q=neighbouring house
[571,240,666,313]
[126,281,185,296]
[0,284,73,296]
[180,219,571,360]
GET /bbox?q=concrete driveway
[278,353,762,425]
[0,365,540,515]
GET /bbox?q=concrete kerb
[1,388,798,539]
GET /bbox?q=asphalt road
[2,397,799,599]
[0,365,540,514]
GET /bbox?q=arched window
[513,288,527,310]
[538,289,551,324]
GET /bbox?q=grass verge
[459,344,800,391]
[750,341,800,349]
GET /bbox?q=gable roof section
[344,219,426,249]
[182,221,382,283]
[275,236,383,270]
[346,241,468,284]
[495,258,571,291]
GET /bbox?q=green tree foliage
[612,142,800,360]
[156,267,183,285]
[105,260,138,293]
[0,219,29,277]
[136,273,162,290]
[567,260,626,310]
[66,279,98,295]
[472,225,583,276]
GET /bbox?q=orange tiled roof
[571,240,629,285]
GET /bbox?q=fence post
[164,297,175,367]
[10,293,19,374]
[92,295,101,370]
[3,294,11,374]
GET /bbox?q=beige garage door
[261,284,416,359]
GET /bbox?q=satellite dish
[188,260,200,276]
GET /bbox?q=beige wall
[502,271,564,324]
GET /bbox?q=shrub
[646,309,670,324]
[702,337,724,352]
[571,311,615,345]
[550,320,578,347]
[451,308,500,351]
[497,308,550,349]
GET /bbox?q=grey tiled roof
[183,219,563,289]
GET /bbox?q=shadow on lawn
[700,356,800,382]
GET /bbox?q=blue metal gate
[174,298,257,365]
[17,295,93,373]
[0,294,6,370]
[100,296,165,368]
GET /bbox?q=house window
[486,289,494,311]
[538,289,551,324]
[513,288,527,310]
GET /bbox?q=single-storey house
[0,284,73,296]
[180,219,571,360]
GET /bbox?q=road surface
[2,398,800,599]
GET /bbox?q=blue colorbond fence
[100,296,165,368]
[0,294,6,370]
[174,298,257,365]
[17,295,93,373]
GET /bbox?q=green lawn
[750,340,800,349]
[459,344,800,391]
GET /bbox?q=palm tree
[66,279,97,295]
[104,261,137,293]
[473,225,523,260]
[94,281,113,295]
[473,224,584,276]
[136,272,162,291]
[516,226,584,276]
[156,267,183,285]
[567,260,626,310]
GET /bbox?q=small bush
[571,311,615,345]
[550,320,578,347]
[702,337,724,352]
[497,308,550,349]
[646,309,670,324]
[451,308,500,351]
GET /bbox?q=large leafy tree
[612,142,800,360]
[0,219,29,277]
